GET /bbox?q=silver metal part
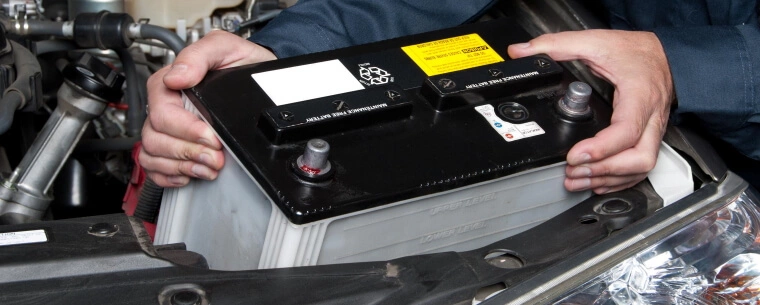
[4,0,40,19]
[61,21,74,37]
[220,12,244,32]
[296,139,332,178]
[0,82,108,224]
[68,0,125,17]
[557,81,592,119]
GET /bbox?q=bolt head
[88,223,118,237]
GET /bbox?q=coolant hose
[139,24,185,54]
[24,20,66,36]
[0,41,42,135]
[11,20,67,37]
[115,48,143,137]
[0,93,22,134]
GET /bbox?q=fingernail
[512,42,531,49]
[168,176,189,185]
[571,178,591,190]
[198,138,213,147]
[571,166,592,177]
[198,153,214,167]
[192,164,214,180]
[166,64,188,77]
[570,153,592,165]
[595,187,610,194]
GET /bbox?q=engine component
[124,0,244,29]
[0,40,42,135]
[0,53,124,224]
[7,11,185,54]
[68,0,124,17]
[2,0,42,19]
[73,10,133,50]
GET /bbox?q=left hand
[508,30,674,194]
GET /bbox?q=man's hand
[139,31,277,187]
[508,30,674,194]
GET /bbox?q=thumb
[163,31,273,90]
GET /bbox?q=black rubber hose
[139,24,185,54]
[74,137,140,153]
[134,178,164,223]
[0,41,42,135]
[0,92,22,135]
[114,48,143,137]
[6,41,41,102]
[21,20,66,36]
[35,40,77,55]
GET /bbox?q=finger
[145,73,221,149]
[140,148,219,180]
[568,120,662,177]
[141,124,224,170]
[565,173,647,193]
[507,30,609,61]
[567,84,657,166]
[164,31,276,89]
[593,179,645,195]
[147,172,191,188]
[566,118,642,166]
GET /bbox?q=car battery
[154,18,684,271]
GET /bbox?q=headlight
[484,172,759,305]
[553,190,760,305]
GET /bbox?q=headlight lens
[553,191,760,305]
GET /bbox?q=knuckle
[140,135,160,156]
[177,145,196,161]
[175,160,186,176]
[641,156,657,172]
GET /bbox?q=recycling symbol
[359,66,391,85]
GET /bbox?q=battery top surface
[185,18,611,224]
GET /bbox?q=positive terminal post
[295,139,333,181]
[556,81,593,120]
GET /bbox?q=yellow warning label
[402,34,504,76]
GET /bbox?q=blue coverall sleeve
[654,23,760,159]
[248,0,497,58]
[604,0,760,160]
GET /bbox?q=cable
[114,47,143,137]
[35,40,77,54]
[239,9,282,29]
[138,24,185,54]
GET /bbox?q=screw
[279,111,294,122]
[88,223,118,237]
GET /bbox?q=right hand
[139,31,277,187]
